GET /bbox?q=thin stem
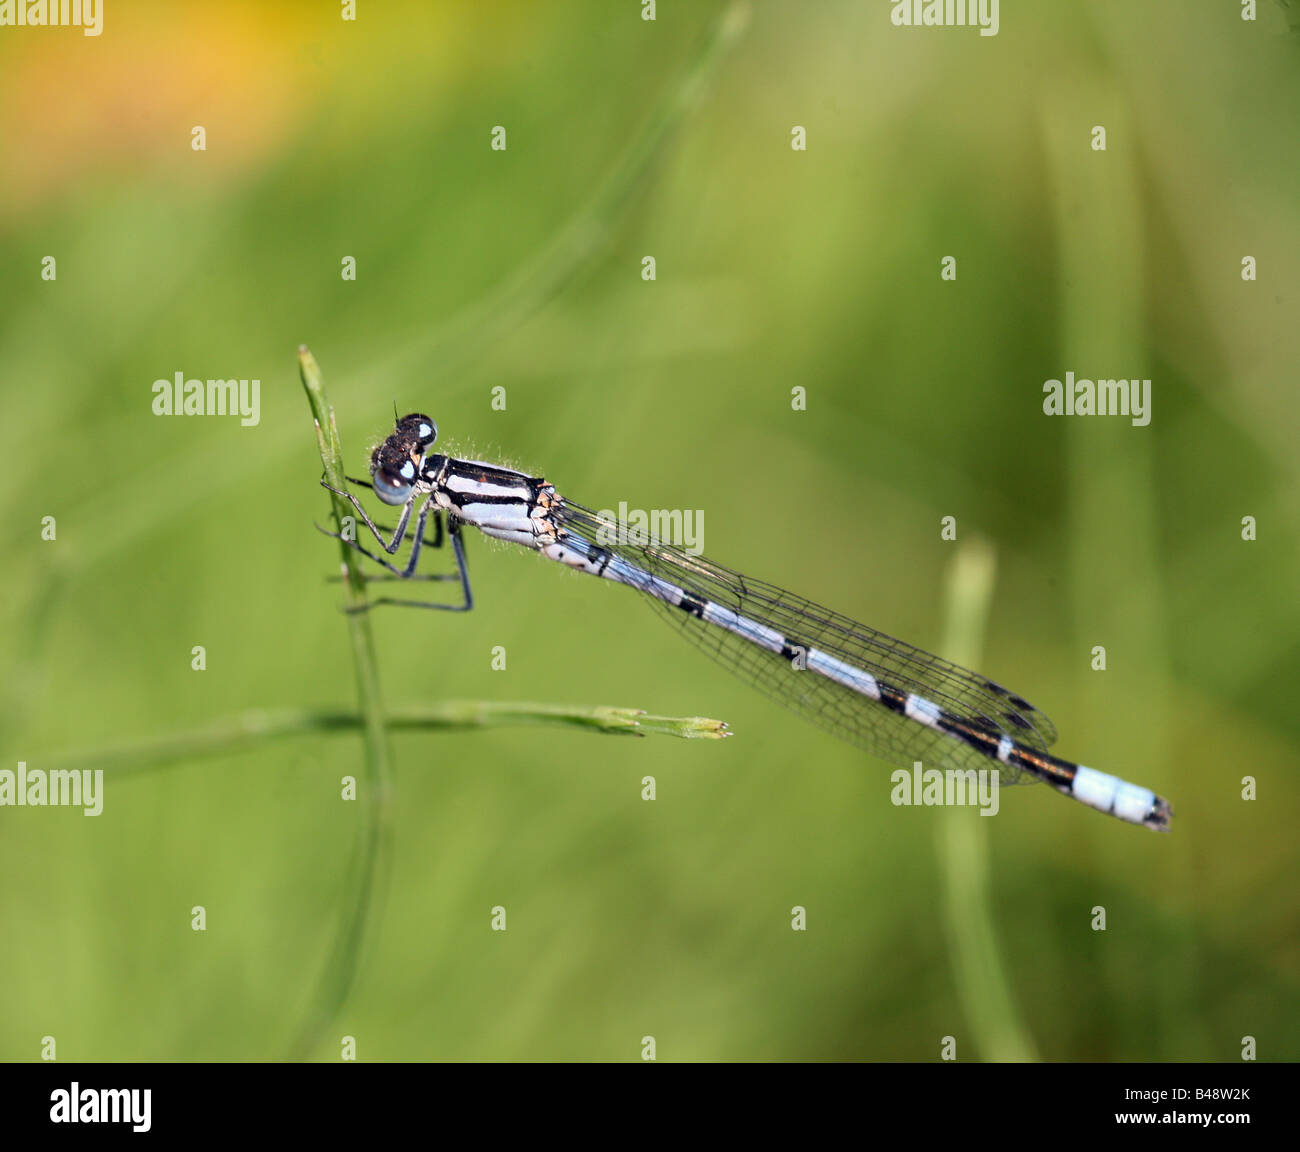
[937,536,1038,1062]
[40,702,731,777]
[297,346,395,1061]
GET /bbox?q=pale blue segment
[904,694,942,728]
[806,648,881,699]
[700,601,785,653]
[560,538,689,606]
[1112,780,1158,824]
[1072,765,1155,825]
[480,525,541,547]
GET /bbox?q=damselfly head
[366,414,437,504]
[395,413,437,449]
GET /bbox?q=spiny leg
[332,473,444,554]
[316,491,438,579]
[343,475,444,548]
[320,477,416,554]
[316,523,411,577]
[352,517,474,613]
[325,509,450,581]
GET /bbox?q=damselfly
[318,412,1172,832]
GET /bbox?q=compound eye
[372,469,413,506]
[372,443,420,504]
[399,413,437,448]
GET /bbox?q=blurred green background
[1,0,1296,1062]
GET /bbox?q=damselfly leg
[321,478,420,556]
[318,514,473,613]
[322,478,454,583]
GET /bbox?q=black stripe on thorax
[446,488,535,508]
[442,459,540,485]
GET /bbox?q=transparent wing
[556,501,1059,784]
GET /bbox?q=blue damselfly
[318,412,1172,832]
